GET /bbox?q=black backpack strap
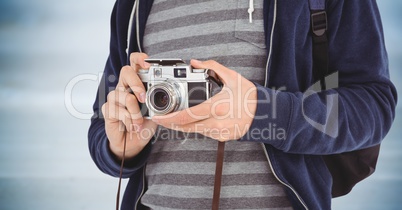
[309,0,328,89]
[308,0,381,198]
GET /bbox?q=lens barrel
[151,89,170,111]
[146,82,180,115]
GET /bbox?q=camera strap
[212,141,226,210]
[115,135,127,210]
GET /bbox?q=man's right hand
[101,53,157,160]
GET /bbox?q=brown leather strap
[212,141,225,210]
[116,135,127,210]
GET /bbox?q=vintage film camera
[138,59,222,118]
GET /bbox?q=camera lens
[151,89,170,111]
[146,82,181,116]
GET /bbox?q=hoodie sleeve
[239,0,397,155]
[88,0,151,178]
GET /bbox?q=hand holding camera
[102,53,158,160]
[151,59,258,142]
[102,53,258,159]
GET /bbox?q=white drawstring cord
[248,0,254,23]
[135,0,142,53]
[128,0,254,56]
[126,1,137,55]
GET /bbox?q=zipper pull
[248,0,254,23]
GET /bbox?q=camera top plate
[145,58,185,66]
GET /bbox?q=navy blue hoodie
[88,0,397,209]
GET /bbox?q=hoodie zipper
[265,0,277,87]
[134,166,146,210]
[129,0,307,209]
[262,0,307,209]
[261,144,308,210]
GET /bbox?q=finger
[102,102,134,132]
[156,119,200,134]
[161,119,230,142]
[119,91,144,126]
[152,99,213,126]
[130,52,150,69]
[137,119,158,138]
[190,59,235,85]
[107,90,144,126]
[151,86,234,126]
[116,66,146,103]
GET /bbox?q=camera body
[138,59,222,118]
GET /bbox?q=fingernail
[140,92,146,103]
[143,61,151,68]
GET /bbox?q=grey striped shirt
[141,0,292,209]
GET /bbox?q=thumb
[190,59,234,85]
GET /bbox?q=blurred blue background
[0,0,400,209]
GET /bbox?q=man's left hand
[151,59,257,142]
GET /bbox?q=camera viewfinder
[174,68,187,78]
